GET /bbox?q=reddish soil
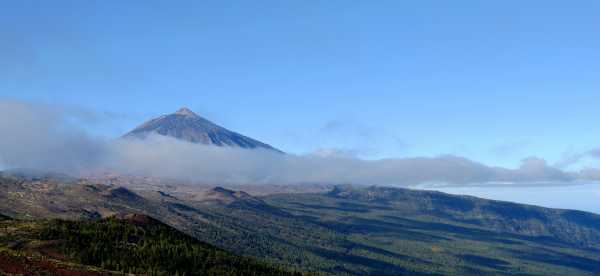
[0,251,113,276]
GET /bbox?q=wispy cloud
[316,119,408,158]
[555,148,600,169]
[489,140,530,157]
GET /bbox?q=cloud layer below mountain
[1,99,599,186]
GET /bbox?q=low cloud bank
[0,100,597,186]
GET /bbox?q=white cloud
[0,99,596,186]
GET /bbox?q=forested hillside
[0,213,298,275]
[1,173,600,275]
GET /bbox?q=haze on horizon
[2,2,600,212]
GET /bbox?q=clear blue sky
[2,1,600,168]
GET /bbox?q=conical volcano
[123,107,282,152]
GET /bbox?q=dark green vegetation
[180,186,600,275]
[0,214,296,275]
[1,172,599,275]
[261,186,600,275]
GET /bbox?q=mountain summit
[123,107,282,152]
[174,107,198,117]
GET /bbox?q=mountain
[123,107,282,152]
[1,173,600,275]
[0,213,295,275]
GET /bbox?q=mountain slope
[258,186,600,275]
[325,185,600,248]
[123,107,282,152]
[1,173,600,275]
[0,214,296,275]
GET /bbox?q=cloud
[589,149,600,158]
[0,99,595,186]
[0,100,110,172]
[104,142,573,185]
[555,148,600,169]
[489,141,529,157]
[316,119,408,158]
[311,148,363,158]
[493,157,573,183]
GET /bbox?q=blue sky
[2,1,600,169]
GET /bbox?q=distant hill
[0,213,296,275]
[123,107,282,152]
[0,169,76,182]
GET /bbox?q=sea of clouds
[2,99,600,187]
